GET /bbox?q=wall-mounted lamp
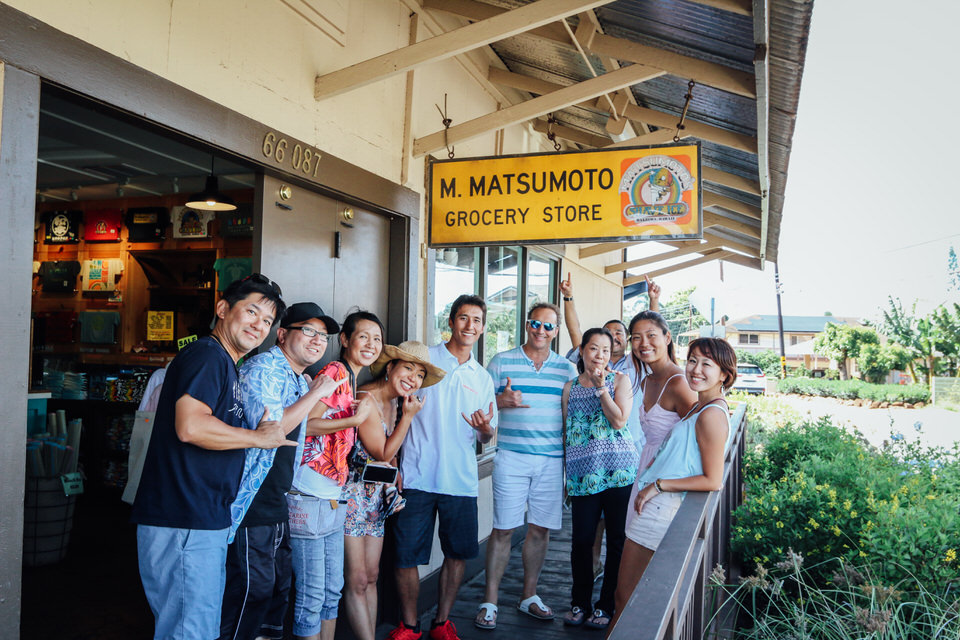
[186,156,237,211]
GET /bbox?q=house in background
[682,314,865,375]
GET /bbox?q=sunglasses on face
[289,326,329,340]
[527,319,557,332]
[241,273,283,297]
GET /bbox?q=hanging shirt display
[126,207,169,242]
[38,260,81,292]
[78,310,121,344]
[82,258,125,291]
[83,209,123,242]
[213,257,253,291]
[171,206,214,239]
[43,210,82,244]
[34,311,77,344]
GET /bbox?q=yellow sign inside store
[428,143,701,246]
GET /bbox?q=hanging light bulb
[185,156,237,211]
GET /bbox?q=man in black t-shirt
[131,275,290,640]
[218,302,344,640]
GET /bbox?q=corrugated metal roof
[479,0,814,265]
[728,315,858,333]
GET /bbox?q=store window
[484,246,521,364]
[432,247,479,344]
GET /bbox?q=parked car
[734,364,766,395]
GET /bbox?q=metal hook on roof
[435,94,455,159]
[546,114,562,152]
[674,80,696,143]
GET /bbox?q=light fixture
[185,156,237,211]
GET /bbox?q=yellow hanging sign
[427,143,701,247]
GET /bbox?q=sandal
[563,606,586,627]
[474,602,497,630]
[517,594,554,620]
[585,608,611,630]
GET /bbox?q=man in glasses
[475,302,578,629]
[132,276,290,640]
[219,302,350,640]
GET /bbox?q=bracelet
[563,296,573,301]
[594,386,607,398]
[655,478,663,494]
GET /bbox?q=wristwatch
[563,296,573,301]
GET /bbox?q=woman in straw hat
[342,341,445,640]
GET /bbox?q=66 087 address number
[261,132,322,178]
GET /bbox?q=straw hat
[370,340,446,388]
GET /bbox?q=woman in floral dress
[561,327,638,630]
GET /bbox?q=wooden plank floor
[398,509,610,640]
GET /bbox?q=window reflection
[484,246,520,365]
[432,247,478,345]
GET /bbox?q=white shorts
[624,491,684,550]
[492,450,563,530]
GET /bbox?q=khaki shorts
[624,491,684,550]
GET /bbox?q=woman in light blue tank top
[611,338,738,631]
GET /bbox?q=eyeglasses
[289,326,329,340]
[527,319,557,332]
[241,273,283,297]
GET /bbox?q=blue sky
[628,0,960,323]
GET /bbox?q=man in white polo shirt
[474,302,577,630]
[389,294,498,640]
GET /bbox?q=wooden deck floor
[399,509,610,640]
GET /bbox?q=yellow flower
[926,494,936,501]
[843,499,852,511]
[772,505,779,514]
[808,518,820,530]
[828,489,838,501]
[776,521,785,529]
[850,510,858,518]
[832,525,842,536]
[946,549,957,564]
[859,551,868,558]
[755,532,762,541]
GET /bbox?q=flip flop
[584,608,611,630]
[517,594,555,620]
[563,606,586,626]
[474,602,497,630]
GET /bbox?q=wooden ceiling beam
[704,192,761,220]
[704,229,761,257]
[531,118,612,148]
[314,0,614,99]
[414,63,663,156]
[702,167,761,196]
[579,242,636,259]
[604,240,720,274]
[595,98,757,154]
[704,211,761,239]
[424,0,755,97]
[681,0,752,17]
[485,68,756,154]
[721,252,763,270]
[624,249,731,284]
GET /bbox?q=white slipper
[517,594,555,620]
[475,602,498,630]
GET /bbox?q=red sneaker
[428,620,461,640]
[386,622,422,640]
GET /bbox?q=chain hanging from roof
[435,94,455,159]
[673,80,696,143]
[546,114,562,151]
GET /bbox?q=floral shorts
[343,481,385,537]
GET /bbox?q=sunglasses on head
[527,319,557,332]
[241,273,283,297]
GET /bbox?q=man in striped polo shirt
[474,302,578,630]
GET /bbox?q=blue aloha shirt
[227,345,310,542]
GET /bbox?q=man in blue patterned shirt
[475,302,577,629]
[219,302,346,640]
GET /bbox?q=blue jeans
[137,525,229,640]
[289,502,347,636]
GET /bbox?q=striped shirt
[487,346,578,458]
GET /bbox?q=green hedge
[776,377,930,404]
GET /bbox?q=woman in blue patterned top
[560,327,638,630]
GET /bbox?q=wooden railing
[609,401,748,640]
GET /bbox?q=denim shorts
[393,489,478,567]
[137,524,229,640]
[289,501,347,636]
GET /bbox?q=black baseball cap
[280,302,340,334]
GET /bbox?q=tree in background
[735,348,780,377]
[813,323,879,380]
[931,302,960,376]
[653,286,708,347]
[857,342,913,383]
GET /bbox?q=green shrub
[732,418,960,591]
[777,378,930,404]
